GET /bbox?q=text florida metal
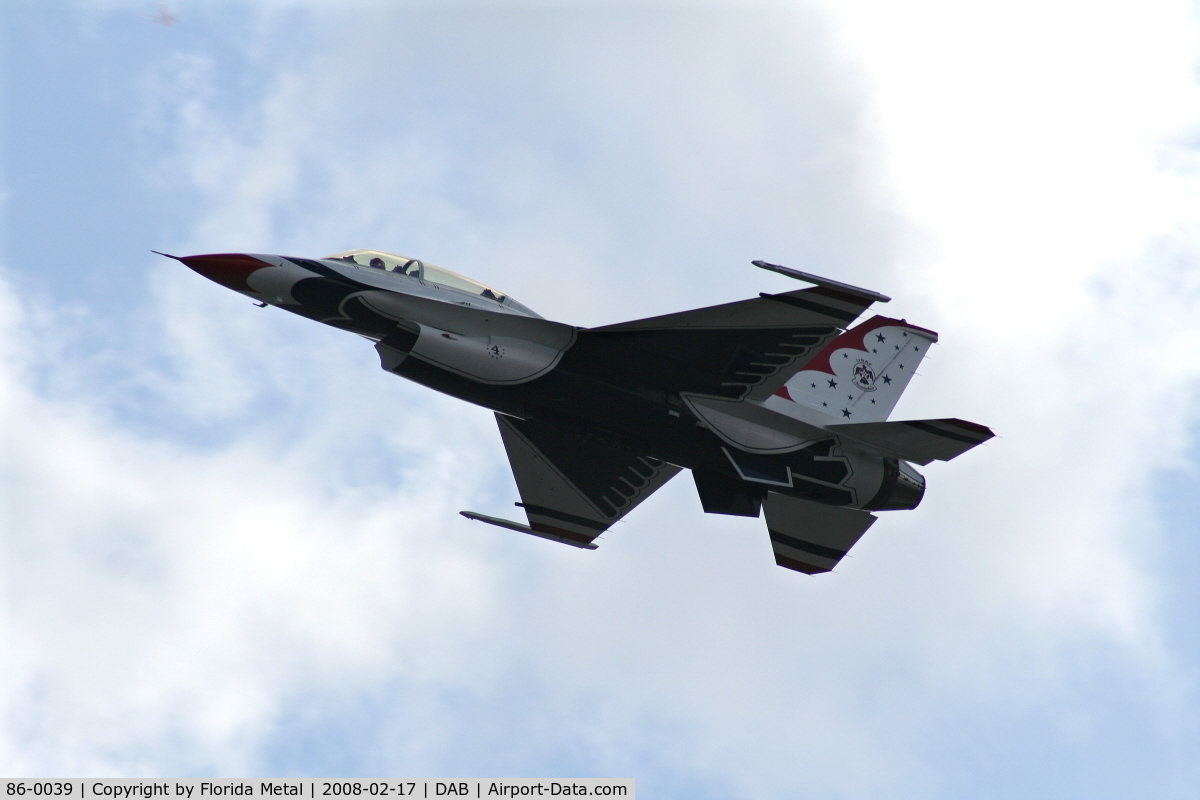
[168,248,993,575]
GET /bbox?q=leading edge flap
[588,284,876,332]
[495,414,680,546]
[764,493,877,575]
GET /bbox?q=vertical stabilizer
[769,315,937,423]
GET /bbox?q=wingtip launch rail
[460,510,600,550]
[752,260,892,304]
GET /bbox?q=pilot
[369,257,386,269]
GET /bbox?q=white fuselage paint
[237,255,576,386]
[682,393,830,453]
[407,324,572,385]
[245,263,307,305]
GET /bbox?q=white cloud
[0,261,514,772]
[5,1,1200,795]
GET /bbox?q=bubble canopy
[324,249,512,303]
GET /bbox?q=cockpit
[325,249,510,302]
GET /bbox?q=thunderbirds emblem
[852,359,877,391]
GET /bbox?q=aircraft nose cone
[180,253,270,293]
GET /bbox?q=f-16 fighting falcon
[165,248,993,575]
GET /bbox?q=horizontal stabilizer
[827,418,994,465]
[764,492,877,574]
[459,511,599,550]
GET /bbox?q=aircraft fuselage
[173,248,991,573]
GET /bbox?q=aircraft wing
[494,414,680,547]
[575,285,880,402]
[589,285,874,331]
[763,492,878,574]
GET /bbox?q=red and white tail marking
[768,315,937,423]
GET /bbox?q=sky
[4,0,1200,796]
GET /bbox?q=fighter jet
[167,248,992,574]
[145,4,179,26]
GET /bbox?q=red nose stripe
[180,253,271,293]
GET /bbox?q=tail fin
[771,315,937,423]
